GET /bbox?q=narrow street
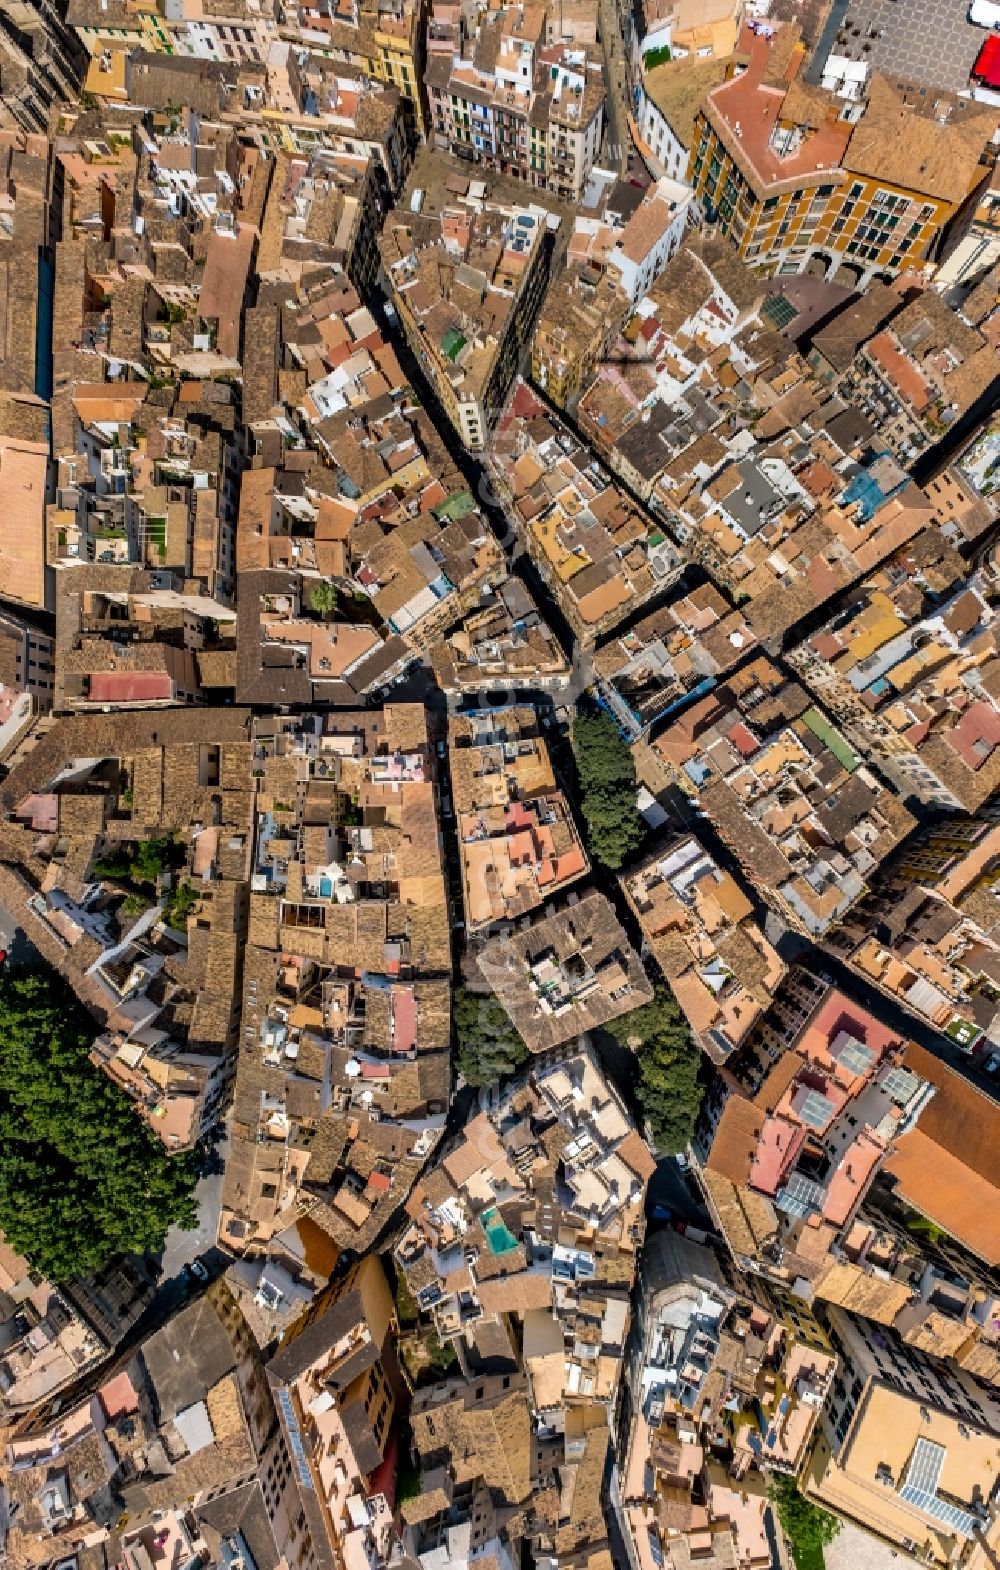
[597,0,632,172]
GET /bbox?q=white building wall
[635,87,690,182]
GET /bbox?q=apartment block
[696,987,918,1288]
[574,238,764,501]
[0,1234,105,1413]
[235,396,504,704]
[0,609,56,762]
[0,1276,350,1570]
[642,658,914,938]
[449,705,588,934]
[254,148,393,296]
[805,1308,1000,1570]
[689,22,996,286]
[397,1044,653,1357]
[633,48,731,188]
[395,1044,655,1570]
[425,4,605,202]
[605,176,696,301]
[628,0,742,146]
[531,260,629,410]
[219,707,451,1258]
[696,976,1000,1311]
[622,835,785,1063]
[788,531,1000,813]
[490,382,685,646]
[827,870,1000,1060]
[620,1230,835,1570]
[836,291,999,469]
[266,1257,403,1570]
[53,567,237,713]
[477,889,654,1054]
[0,709,252,1145]
[593,583,755,741]
[428,577,570,692]
[381,197,555,451]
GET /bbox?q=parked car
[186,1259,209,1282]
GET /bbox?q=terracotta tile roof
[884,1128,999,1266]
[706,1096,763,1185]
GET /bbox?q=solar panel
[898,1486,977,1539]
[799,1089,835,1129]
[882,1066,921,1104]
[837,1039,875,1075]
[904,1437,945,1495]
[776,1172,824,1218]
[277,1387,315,1492]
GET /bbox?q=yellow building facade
[688,31,995,285]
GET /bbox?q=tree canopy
[453,985,528,1087]
[571,711,645,870]
[307,579,339,619]
[162,880,201,932]
[769,1477,840,1570]
[94,834,182,887]
[0,966,198,1279]
[609,983,704,1153]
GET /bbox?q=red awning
[973,32,1000,88]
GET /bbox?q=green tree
[308,579,339,619]
[0,966,197,1279]
[94,835,181,887]
[769,1477,840,1570]
[162,880,201,932]
[572,712,645,870]
[426,1331,458,1374]
[131,835,182,884]
[609,983,704,1153]
[453,985,527,1087]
